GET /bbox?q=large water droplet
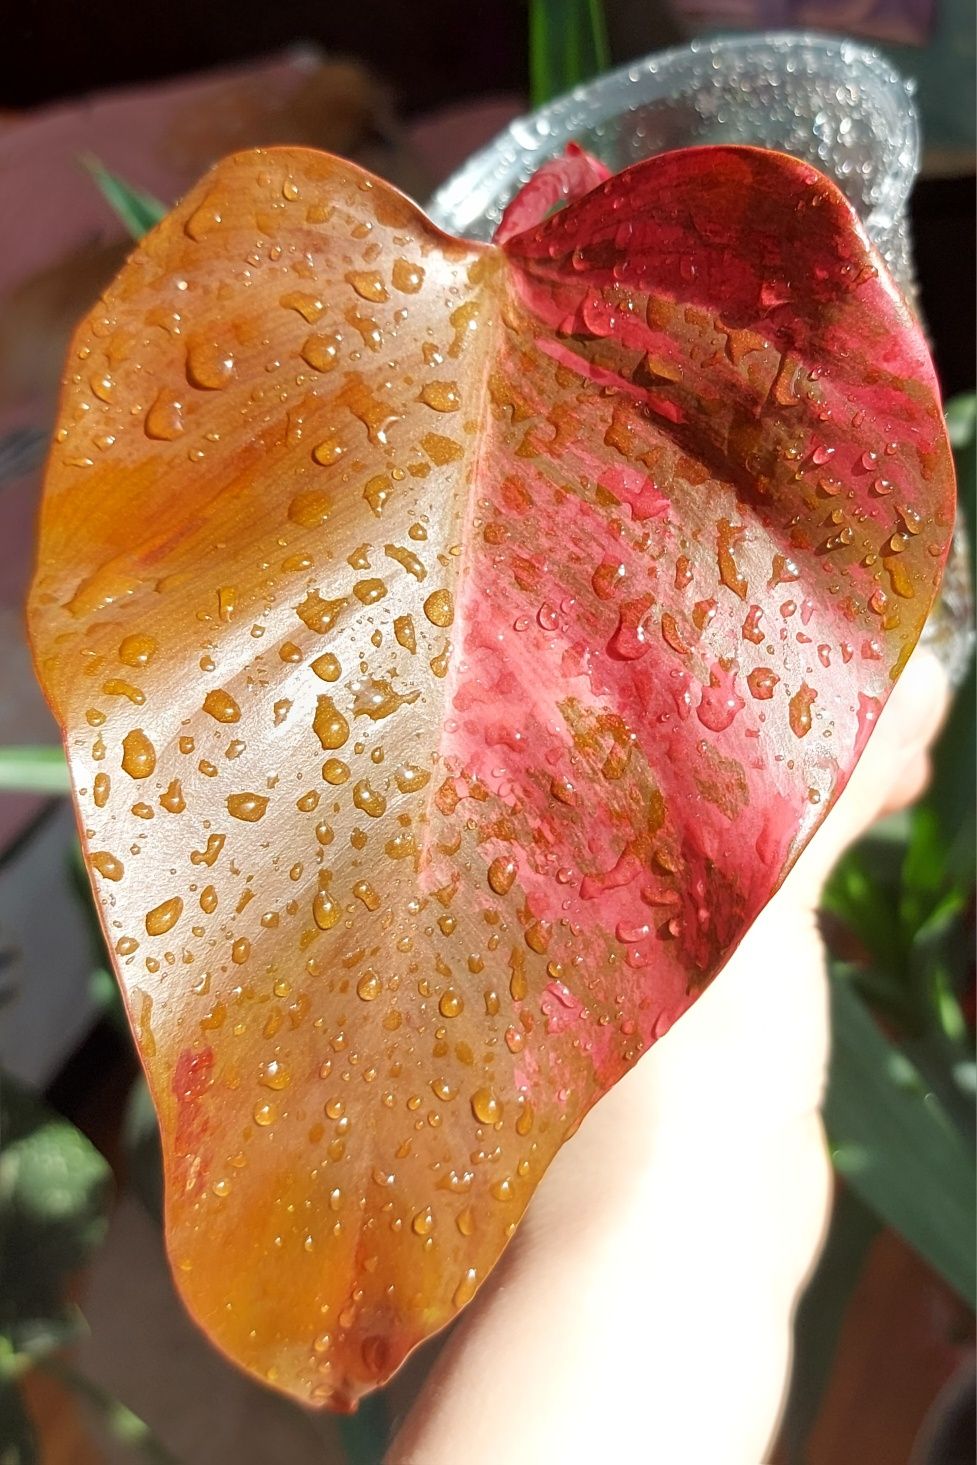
[696,664,745,731]
[313,697,349,750]
[392,258,424,294]
[159,779,185,814]
[92,851,124,881]
[119,633,157,667]
[226,791,269,822]
[203,688,240,723]
[186,340,234,390]
[420,381,461,413]
[313,888,341,930]
[345,271,388,303]
[121,729,156,779]
[788,683,817,737]
[146,896,183,936]
[423,589,454,627]
[487,856,516,896]
[470,1088,501,1124]
[747,667,779,700]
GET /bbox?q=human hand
[390,647,950,1465]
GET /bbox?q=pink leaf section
[494,141,612,243]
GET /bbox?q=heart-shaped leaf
[28,145,955,1408]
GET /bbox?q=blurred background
[0,3,973,1462]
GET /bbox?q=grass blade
[81,156,167,240]
[825,972,976,1306]
[529,0,610,108]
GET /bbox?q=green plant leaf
[88,967,127,1032]
[824,972,976,1306]
[0,1073,112,1332]
[0,749,69,796]
[901,805,961,926]
[945,392,976,576]
[0,1312,87,1379]
[81,157,167,241]
[39,1358,180,1465]
[945,392,976,450]
[920,395,976,875]
[337,1391,391,1465]
[920,656,976,892]
[780,1184,880,1464]
[122,1078,163,1224]
[820,819,910,986]
[529,0,610,107]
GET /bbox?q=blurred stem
[38,1357,180,1465]
[0,747,69,795]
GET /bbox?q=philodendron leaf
[28,145,955,1408]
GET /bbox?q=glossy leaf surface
[29,145,955,1408]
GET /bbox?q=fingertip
[787,647,950,897]
[880,751,932,815]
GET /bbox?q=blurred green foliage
[0,1074,111,1461]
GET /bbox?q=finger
[787,645,949,903]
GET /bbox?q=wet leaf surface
[28,145,955,1408]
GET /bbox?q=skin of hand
[389,648,950,1465]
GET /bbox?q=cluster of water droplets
[429,33,918,287]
